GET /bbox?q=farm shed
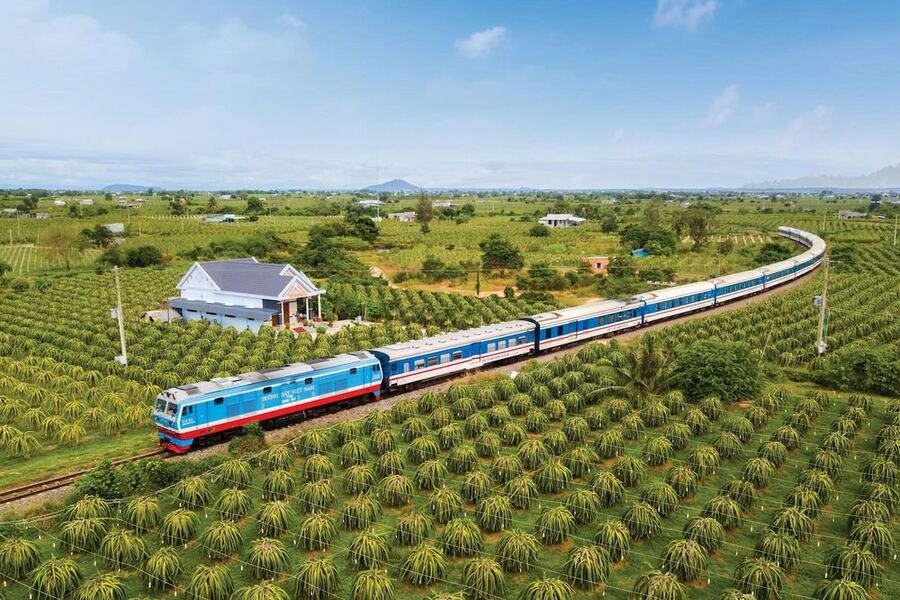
[173,258,325,332]
[388,211,417,222]
[837,210,867,219]
[539,213,586,228]
[583,256,609,274]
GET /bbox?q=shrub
[495,529,539,573]
[594,519,631,562]
[682,517,725,552]
[689,445,721,478]
[347,529,390,570]
[813,578,869,600]
[534,459,573,494]
[735,558,784,600]
[721,478,757,511]
[476,495,513,532]
[713,431,743,459]
[642,436,674,466]
[505,475,539,510]
[395,512,434,546]
[160,508,200,545]
[0,537,41,580]
[462,469,493,504]
[378,474,413,507]
[100,528,146,569]
[562,445,599,478]
[770,507,813,543]
[622,501,662,540]
[374,451,405,477]
[564,489,602,524]
[755,530,801,572]
[414,460,449,490]
[124,496,161,533]
[534,506,576,545]
[758,441,788,467]
[661,539,708,582]
[640,481,680,517]
[302,454,334,482]
[441,518,484,557]
[563,545,609,589]
[430,486,465,524]
[589,470,626,507]
[475,432,501,457]
[666,466,698,498]
[297,513,337,551]
[461,558,505,600]
[60,518,108,553]
[185,564,234,600]
[291,557,340,600]
[491,455,524,484]
[215,487,252,521]
[145,546,184,590]
[400,543,447,586]
[173,477,211,508]
[672,341,762,402]
[198,521,242,561]
[612,455,646,487]
[848,521,894,559]
[631,570,685,600]
[31,559,82,600]
[447,445,478,474]
[742,457,776,488]
[824,544,882,588]
[684,409,711,436]
[248,538,290,579]
[701,495,743,530]
[263,469,296,500]
[256,500,294,537]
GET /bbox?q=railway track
[0,449,168,505]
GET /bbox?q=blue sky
[1,0,899,189]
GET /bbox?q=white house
[53,199,66,207]
[104,223,126,234]
[204,214,245,223]
[539,213,586,228]
[388,211,417,223]
[358,199,384,208]
[79,198,94,206]
[171,258,325,332]
[837,210,867,220]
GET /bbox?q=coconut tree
[495,529,539,573]
[622,501,663,540]
[0,537,41,580]
[735,558,785,600]
[666,466,699,498]
[631,570,686,600]
[348,529,390,570]
[100,528,147,569]
[591,336,672,403]
[441,518,483,557]
[400,543,447,586]
[814,578,869,600]
[701,495,743,530]
[144,546,183,591]
[160,508,200,545]
[754,530,801,572]
[824,544,881,588]
[461,558,505,600]
[395,512,434,546]
[291,557,340,600]
[349,569,394,600]
[297,512,337,551]
[594,518,631,562]
[682,517,726,553]
[31,558,82,600]
[185,564,234,600]
[563,545,609,590]
[661,539,708,582]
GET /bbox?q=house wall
[180,308,267,332]
[180,288,265,308]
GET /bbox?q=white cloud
[182,17,303,73]
[703,84,739,126]
[455,26,507,58]
[653,0,720,30]
[278,13,304,30]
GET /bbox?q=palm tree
[631,570,685,600]
[349,569,394,600]
[400,543,447,586]
[591,336,672,404]
[495,529,539,573]
[291,557,340,600]
[185,564,234,600]
[735,558,784,600]
[563,545,609,590]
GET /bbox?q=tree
[529,224,551,237]
[246,196,264,214]
[643,198,664,228]
[754,241,794,266]
[0,260,10,279]
[81,224,116,248]
[718,237,735,255]
[345,215,379,243]
[44,225,81,271]
[415,193,434,224]
[479,234,523,274]
[678,207,716,249]
[125,245,164,267]
[601,213,618,233]
[206,195,219,212]
[672,341,762,402]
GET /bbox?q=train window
[414,359,425,370]
[225,314,236,318]
[214,397,224,405]
[349,368,357,374]
[262,386,272,394]
[507,339,516,348]
[426,357,438,367]
[373,364,381,372]
[304,377,313,384]
[452,351,463,361]
[487,343,496,352]
[498,340,506,350]
[518,337,527,345]
[556,326,563,336]
[440,353,450,364]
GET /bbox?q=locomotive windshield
[154,397,166,413]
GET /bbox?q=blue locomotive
[154,226,825,451]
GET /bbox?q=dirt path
[2,270,817,515]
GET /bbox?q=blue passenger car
[153,352,382,452]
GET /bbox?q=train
[153,226,825,452]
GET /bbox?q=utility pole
[894,214,897,246]
[113,266,128,366]
[475,269,481,297]
[815,256,829,355]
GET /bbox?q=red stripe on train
[156,384,382,441]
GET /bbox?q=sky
[1,0,900,190]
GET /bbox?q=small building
[631,248,650,258]
[172,258,325,333]
[357,199,384,208]
[539,213,586,228]
[388,211,417,223]
[434,201,455,209]
[34,212,50,220]
[204,214,245,223]
[837,210,867,220]
[104,223,126,234]
[79,198,94,206]
[116,198,128,207]
[219,194,233,200]
[583,256,609,275]
[1,208,17,216]
[53,199,66,207]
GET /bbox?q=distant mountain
[102,183,150,193]
[745,164,900,190]
[363,179,420,193]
